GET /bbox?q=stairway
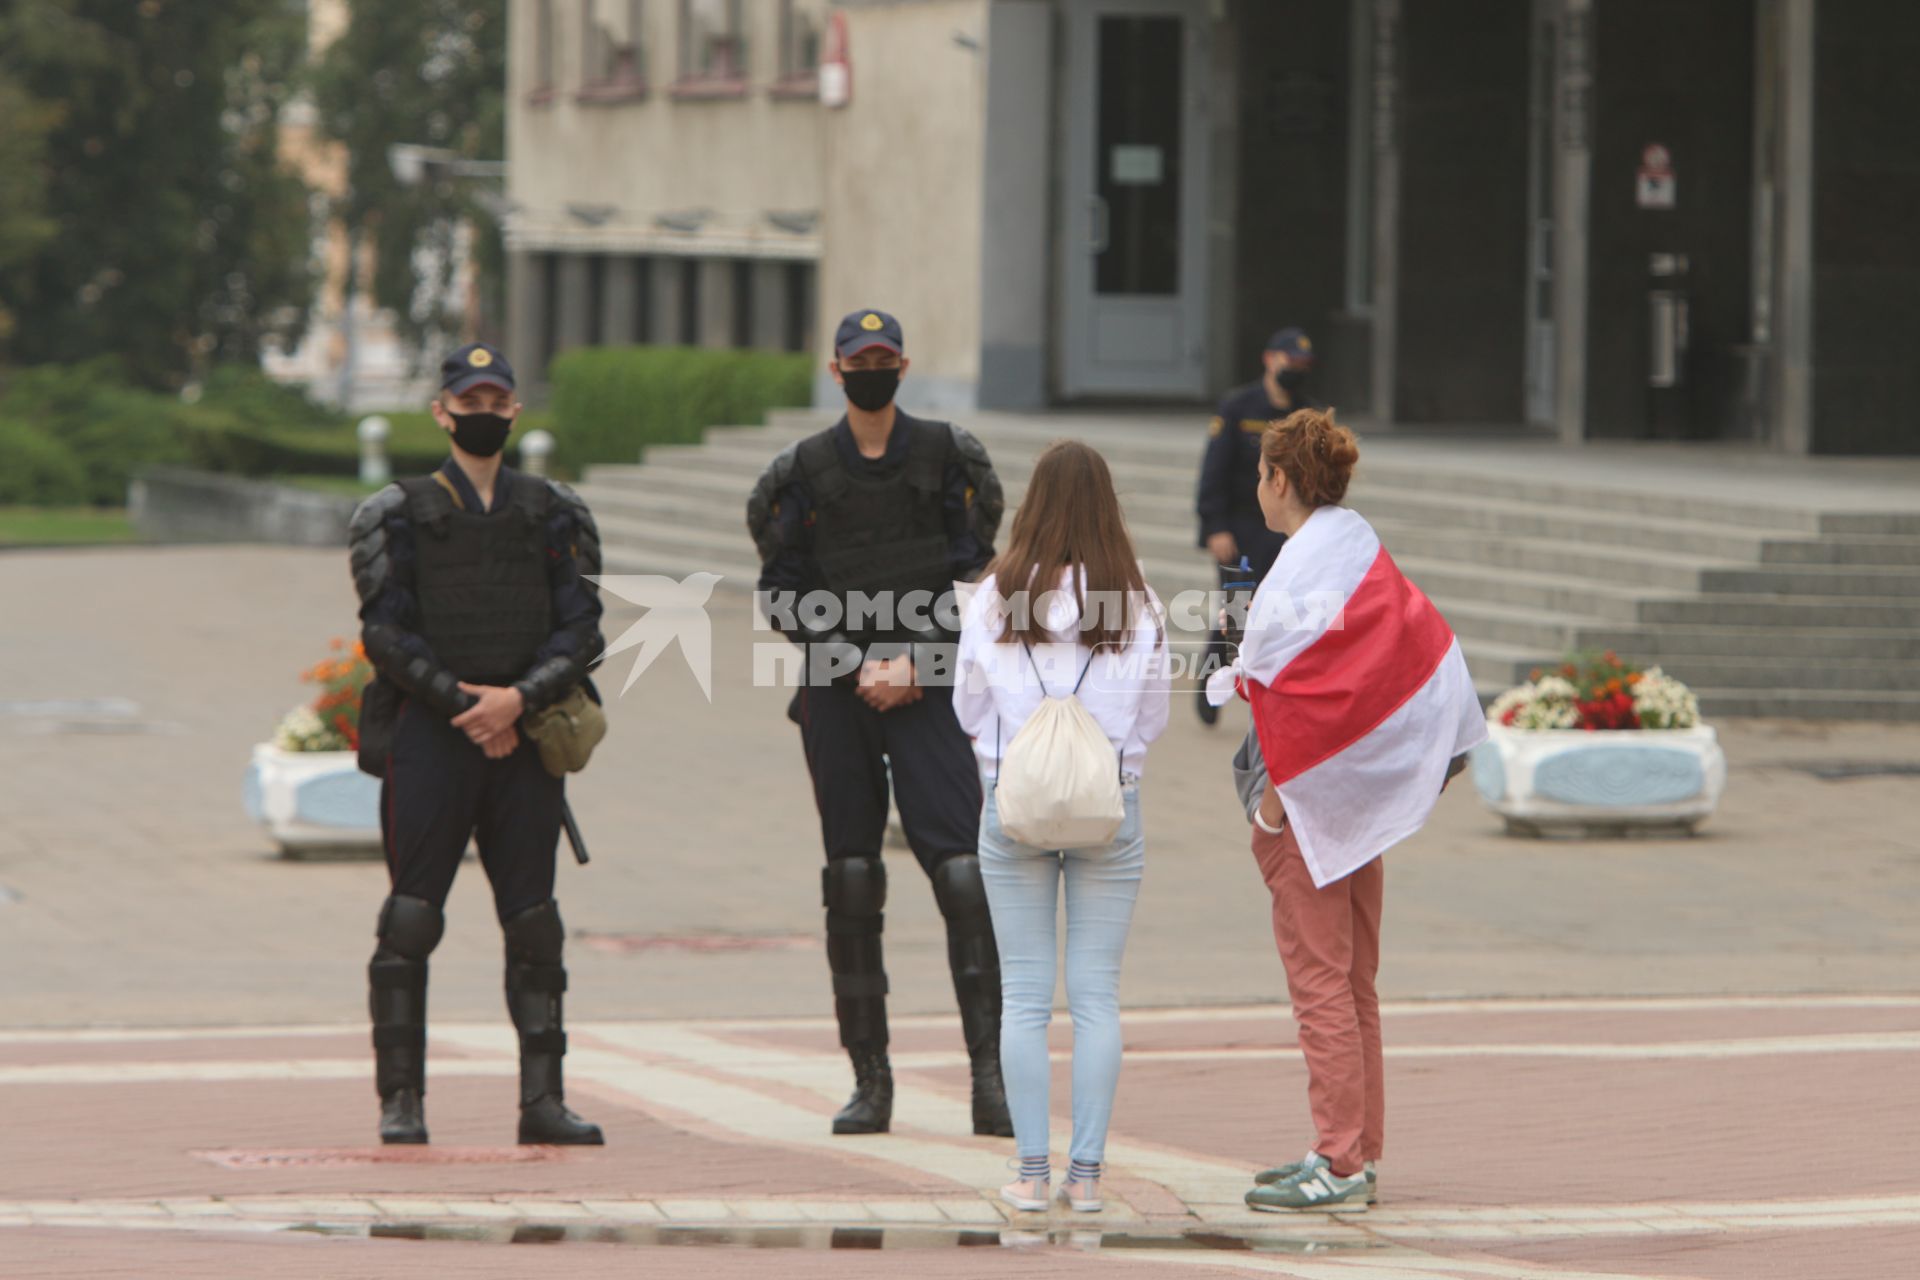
[575,409,1920,721]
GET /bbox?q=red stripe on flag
[1249,545,1454,786]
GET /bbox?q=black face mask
[448,410,512,458]
[841,367,901,413]
[1275,368,1309,396]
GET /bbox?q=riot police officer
[747,309,1013,1138]
[348,343,606,1146]
[1193,326,1320,725]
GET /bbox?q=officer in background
[747,309,1013,1139]
[1193,326,1320,726]
[347,343,606,1146]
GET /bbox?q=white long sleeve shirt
[953,570,1172,780]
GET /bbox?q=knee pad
[376,894,445,959]
[930,854,989,922]
[503,899,566,965]
[823,857,887,917]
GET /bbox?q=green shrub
[0,417,89,505]
[0,361,198,503]
[196,365,342,431]
[548,346,812,471]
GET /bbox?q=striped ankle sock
[1066,1159,1101,1184]
[1018,1155,1050,1182]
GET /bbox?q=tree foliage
[310,0,506,357]
[0,0,315,387]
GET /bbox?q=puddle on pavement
[290,1221,1380,1255]
[1784,759,1920,781]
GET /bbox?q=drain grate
[1784,760,1920,781]
[575,932,817,956]
[194,1146,571,1169]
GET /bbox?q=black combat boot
[503,900,604,1146]
[832,1045,895,1134]
[822,856,892,1135]
[933,855,1015,1138]
[369,895,444,1145]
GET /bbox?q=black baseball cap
[1265,327,1315,363]
[834,309,904,360]
[440,342,516,395]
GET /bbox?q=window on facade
[583,0,646,90]
[532,0,557,97]
[679,0,744,83]
[777,0,825,84]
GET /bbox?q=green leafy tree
[0,71,60,350]
[310,0,506,362]
[0,0,315,387]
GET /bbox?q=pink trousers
[1251,820,1385,1177]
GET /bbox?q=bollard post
[519,428,555,478]
[356,415,391,486]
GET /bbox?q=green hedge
[548,346,812,471]
[0,347,806,505]
[0,418,90,505]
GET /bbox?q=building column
[1367,0,1401,424]
[1553,0,1594,444]
[506,249,546,386]
[750,261,788,351]
[653,257,687,345]
[1773,0,1815,454]
[976,0,1052,409]
[697,258,735,349]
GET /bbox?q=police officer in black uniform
[748,309,1013,1138]
[1193,326,1320,725]
[347,343,606,1146]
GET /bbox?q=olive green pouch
[522,685,607,778]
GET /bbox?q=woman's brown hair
[1260,407,1360,508]
[987,440,1155,650]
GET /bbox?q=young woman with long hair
[953,440,1170,1214]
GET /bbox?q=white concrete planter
[1469,723,1726,837]
[243,743,383,859]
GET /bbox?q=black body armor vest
[796,420,953,606]
[400,473,552,682]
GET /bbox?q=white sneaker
[1058,1177,1103,1213]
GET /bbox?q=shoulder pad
[544,478,602,577]
[349,483,405,543]
[946,423,1005,549]
[348,484,407,603]
[746,441,803,563]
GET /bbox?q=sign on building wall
[820,11,851,107]
[1636,144,1676,209]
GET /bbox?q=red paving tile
[1472,1227,1920,1280]
[3,1077,933,1201]
[912,1045,1920,1208]
[0,1228,1207,1280]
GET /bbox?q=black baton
[561,797,590,865]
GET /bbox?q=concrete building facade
[506,0,1919,454]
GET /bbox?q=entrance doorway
[1057,0,1211,399]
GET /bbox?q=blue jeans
[978,784,1144,1166]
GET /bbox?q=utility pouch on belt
[356,674,403,779]
[521,684,607,779]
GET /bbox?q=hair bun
[1260,408,1360,508]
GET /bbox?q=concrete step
[1698,565,1920,597]
[1569,624,1920,662]
[1637,594,1920,630]
[1759,534,1920,566]
[1691,688,1920,720]
[1396,558,1650,623]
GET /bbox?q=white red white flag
[1206,505,1487,886]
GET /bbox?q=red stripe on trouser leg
[1251,819,1384,1176]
